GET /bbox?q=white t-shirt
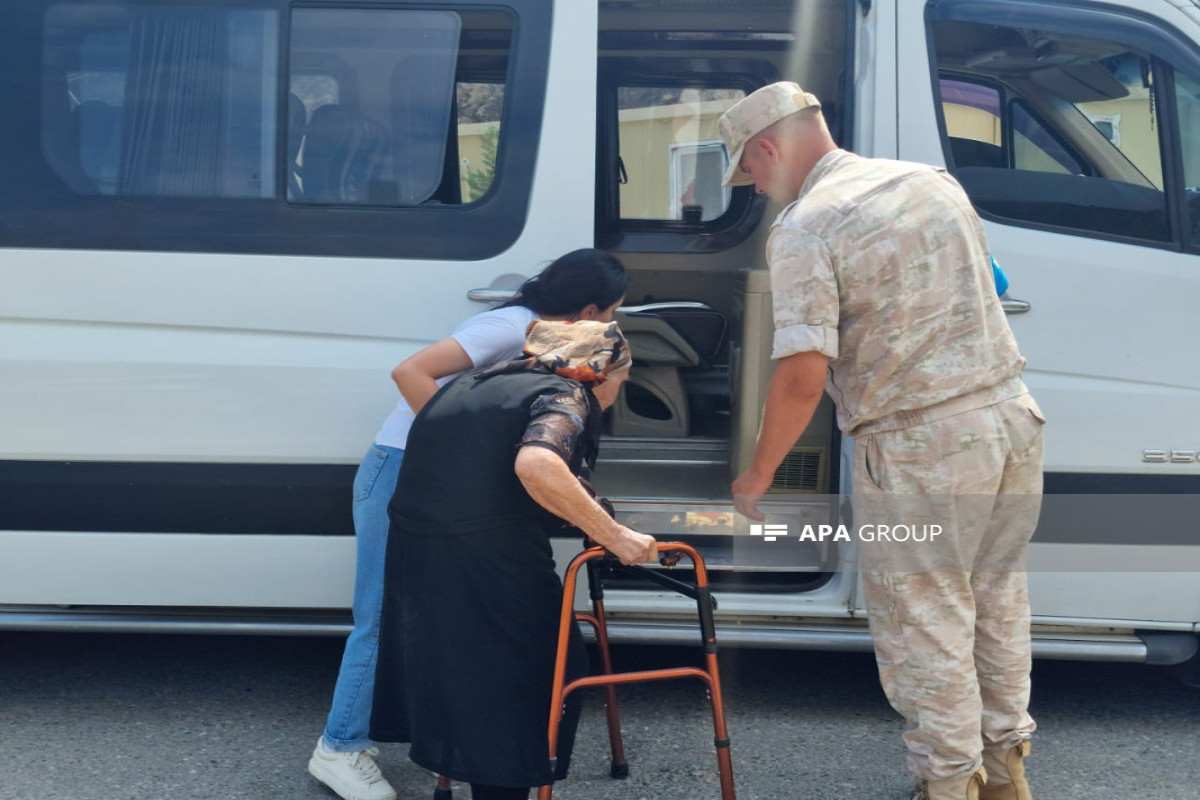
[374,305,538,449]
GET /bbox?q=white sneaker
[307,738,397,800]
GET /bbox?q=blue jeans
[323,443,404,751]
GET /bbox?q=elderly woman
[370,320,656,800]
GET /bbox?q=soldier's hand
[609,527,658,566]
[732,469,771,522]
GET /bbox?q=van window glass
[288,9,461,206]
[10,1,544,259]
[617,86,744,222]
[940,79,1084,174]
[932,21,1172,243]
[940,79,1003,168]
[1068,53,1163,189]
[1011,103,1084,175]
[1175,71,1200,245]
[43,4,280,198]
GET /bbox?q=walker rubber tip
[611,761,630,779]
[433,789,453,800]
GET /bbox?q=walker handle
[602,561,718,610]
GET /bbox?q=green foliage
[465,125,499,201]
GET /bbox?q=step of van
[594,498,837,592]
[596,434,727,465]
[592,435,730,500]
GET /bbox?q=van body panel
[856,0,899,159]
[0,531,356,607]
[1027,565,1200,623]
[0,0,1196,655]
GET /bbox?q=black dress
[370,366,594,789]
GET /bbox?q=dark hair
[502,248,629,316]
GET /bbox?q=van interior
[587,1,852,590]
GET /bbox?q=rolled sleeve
[767,227,840,360]
[772,323,839,360]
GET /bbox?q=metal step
[588,620,1159,662]
[604,498,836,574]
[597,434,728,465]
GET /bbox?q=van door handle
[468,288,517,303]
[1001,297,1031,314]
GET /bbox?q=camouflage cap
[718,81,821,187]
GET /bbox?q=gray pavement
[0,631,1197,800]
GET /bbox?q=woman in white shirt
[307,248,629,800]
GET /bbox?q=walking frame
[538,541,736,800]
[430,541,735,800]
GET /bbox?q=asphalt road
[0,632,1197,800]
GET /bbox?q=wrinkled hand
[732,470,772,522]
[608,526,658,566]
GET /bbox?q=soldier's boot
[979,741,1032,800]
[911,768,987,800]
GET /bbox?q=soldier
[724,82,1045,800]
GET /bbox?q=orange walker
[430,542,735,800]
[539,542,736,800]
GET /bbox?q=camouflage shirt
[768,149,1026,435]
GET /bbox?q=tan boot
[980,741,1032,800]
[911,768,987,800]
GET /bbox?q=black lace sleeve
[519,385,591,465]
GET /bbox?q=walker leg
[542,554,591,800]
[708,674,736,800]
[591,603,629,777]
[585,559,629,779]
[695,583,736,800]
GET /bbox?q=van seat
[301,104,390,203]
[611,302,728,437]
[948,136,1004,169]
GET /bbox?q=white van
[1,0,1197,680]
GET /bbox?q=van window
[617,86,744,222]
[44,5,464,206]
[288,8,460,206]
[939,79,1085,174]
[10,0,547,259]
[44,4,280,198]
[595,52,777,253]
[930,18,1200,245]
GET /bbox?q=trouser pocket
[353,445,390,502]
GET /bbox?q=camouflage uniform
[766,149,1045,781]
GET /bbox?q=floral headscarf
[521,320,631,384]
[469,320,630,474]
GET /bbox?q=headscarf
[521,320,632,384]
[476,320,631,384]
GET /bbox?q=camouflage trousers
[852,391,1046,781]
